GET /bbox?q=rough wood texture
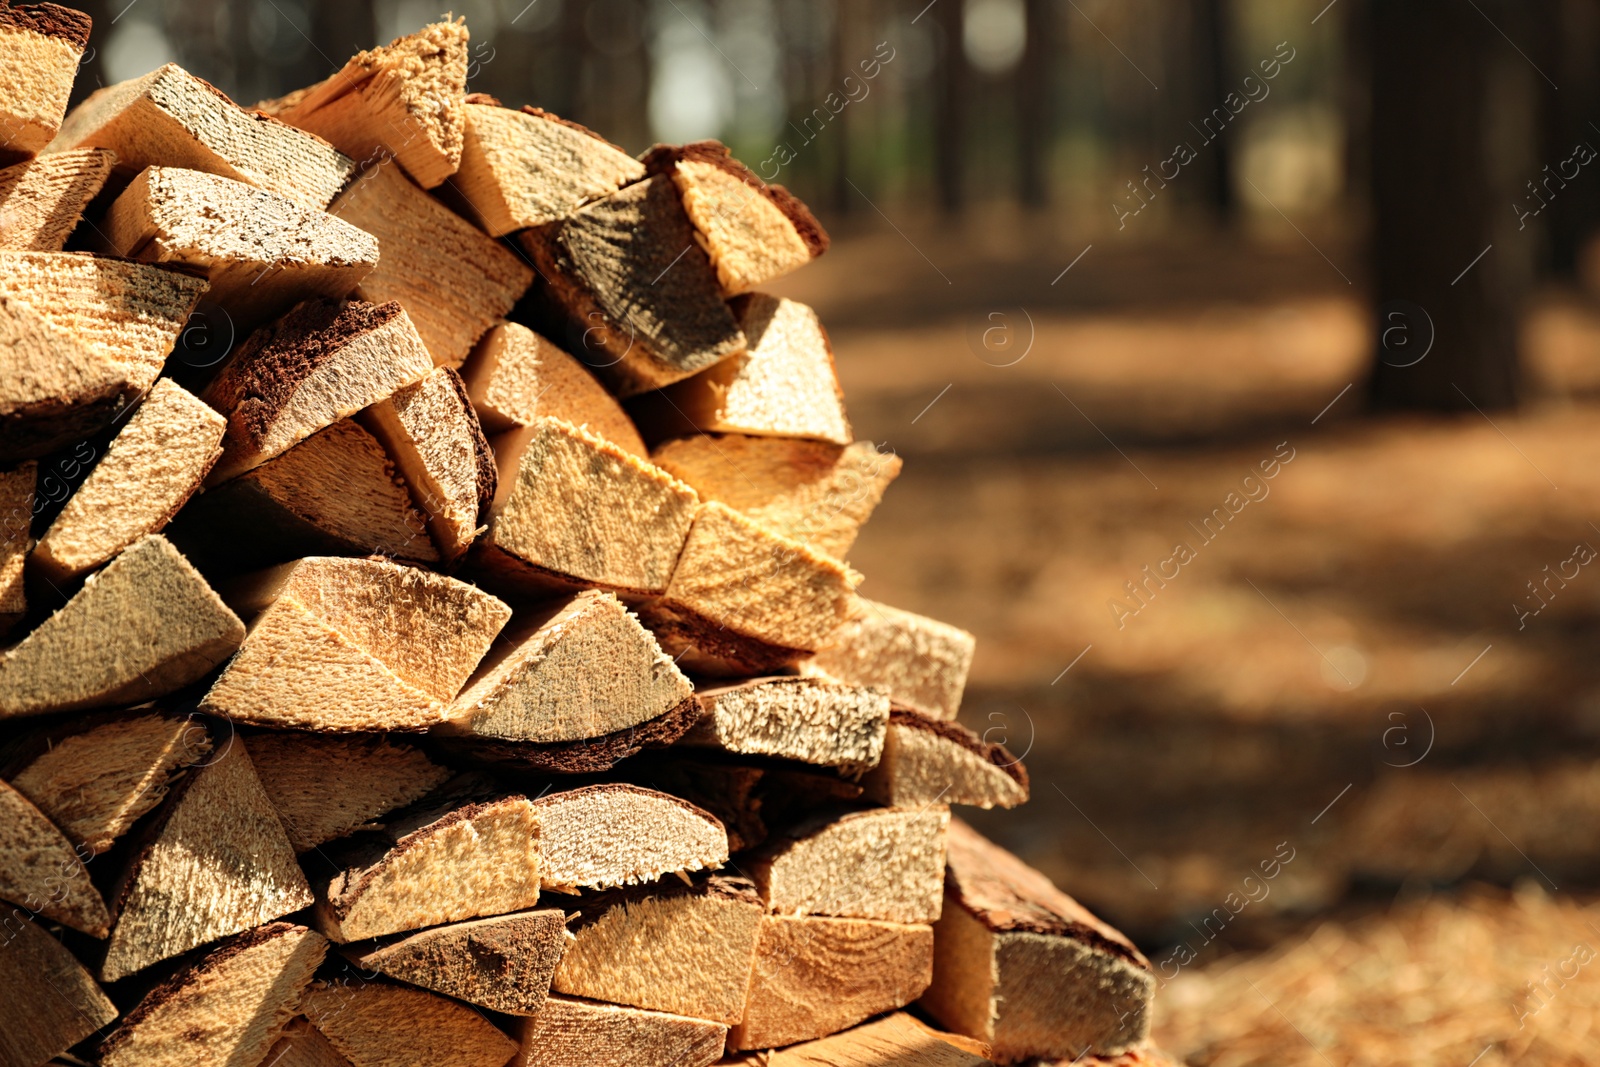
[652,436,899,559]
[203,555,509,731]
[249,732,451,852]
[0,289,129,462]
[302,979,520,1067]
[682,677,889,773]
[512,995,726,1067]
[52,63,354,209]
[342,908,568,1015]
[201,298,434,485]
[0,461,31,632]
[552,875,764,1025]
[633,295,850,446]
[33,378,225,581]
[729,915,934,1051]
[101,735,313,981]
[0,4,90,159]
[0,776,108,936]
[760,1012,994,1066]
[0,147,116,250]
[263,1018,355,1067]
[0,534,244,720]
[623,758,863,854]
[0,916,117,1067]
[329,158,533,366]
[100,923,328,1067]
[99,165,379,328]
[862,712,1029,810]
[808,599,976,721]
[921,820,1155,1062]
[531,784,727,893]
[444,694,701,777]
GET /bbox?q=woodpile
[0,11,1166,1067]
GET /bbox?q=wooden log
[0,776,107,936]
[511,995,726,1067]
[728,915,934,1051]
[920,819,1155,1061]
[862,711,1029,810]
[99,922,328,1067]
[760,1012,994,1066]
[328,158,533,367]
[446,694,702,776]
[0,462,32,632]
[0,534,244,720]
[301,979,520,1067]
[0,3,90,161]
[0,289,130,462]
[682,677,888,773]
[201,298,435,485]
[531,784,727,893]
[0,916,117,1067]
[101,734,314,981]
[552,875,764,1025]
[624,758,863,854]
[202,555,510,731]
[651,436,900,559]
[0,147,117,251]
[52,63,354,210]
[262,1018,355,1067]
[808,599,976,721]
[521,174,745,398]
[32,377,225,582]
[341,908,568,1015]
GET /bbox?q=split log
[201,298,434,485]
[862,711,1029,810]
[0,775,108,936]
[728,915,934,1051]
[263,1018,355,1067]
[449,697,701,777]
[32,377,225,582]
[0,3,91,160]
[531,784,727,893]
[552,875,764,1025]
[52,63,354,210]
[341,908,568,1015]
[920,820,1155,1061]
[0,462,32,632]
[652,436,900,559]
[512,996,726,1067]
[0,916,117,1067]
[762,1012,993,1066]
[0,147,116,251]
[301,979,520,1067]
[202,555,510,731]
[809,599,976,720]
[328,158,533,366]
[0,289,129,462]
[101,734,313,982]
[682,677,888,773]
[625,758,863,854]
[100,922,328,1067]
[0,534,244,720]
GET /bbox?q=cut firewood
[0,289,130,462]
[264,20,469,190]
[341,908,568,1015]
[624,758,863,854]
[446,100,645,236]
[681,677,889,773]
[202,555,510,731]
[552,875,764,1025]
[52,63,354,209]
[447,695,702,777]
[631,295,850,446]
[531,784,727,893]
[262,1018,354,1067]
[101,734,313,981]
[652,436,900,558]
[0,462,33,632]
[248,732,451,852]
[32,377,225,582]
[357,366,493,560]
[0,775,108,936]
[511,995,726,1067]
[0,534,245,720]
[201,298,435,485]
[639,501,857,676]
[920,819,1155,1062]
[301,979,520,1067]
[0,3,91,160]
[98,166,379,328]
[522,174,745,397]
[0,147,117,250]
[312,793,540,942]
[729,915,934,1051]
[808,599,976,720]
[862,711,1029,810]
[328,158,533,366]
[762,1012,994,1066]
[0,916,117,1067]
[100,922,328,1067]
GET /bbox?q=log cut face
[0,776,109,936]
[530,784,728,893]
[512,996,727,1067]
[0,917,118,1067]
[301,979,520,1067]
[808,598,976,721]
[0,462,31,633]
[683,676,889,773]
[0,3,91,159]
[0,148,117,251]
[262,1018,355,1067]
[764,1012,995,1066]
[860,711,1030,810]
[0,289,128,462]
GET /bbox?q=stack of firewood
[0,8,1166,1067]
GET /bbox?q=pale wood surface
[513,995,726,1067]
[0,288,129,461]
[0,5,91,158]
[808,599,976,721]
[263,1018,357,1067]
[683,676,888,773]
[0,147,116,250]
[531,783,728,893]
[0,916,117,1067]
[0,775,108,935]
[0,461,30,631]
[302,979,520,1067]
[861,711,1029,810]
[764,1012,994,1066]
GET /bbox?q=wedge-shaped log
[763,1012,994,1067]
[512,996,726,1067]
[552,875,763,1025]
[313,793,540,942]
[921,820,1155,1061]
[302,980,519,1067]
[0,3,90,160]
[0,290,130,462]
[448,696,702,777]
[102,735,313,981]
[524,175,745,397]
[203,555,509,731]
[682,677,888,773]
[729,915,934,1051]
[809,599,976,720]
[625,758,863,854]
[0,147,116,250]
[633,295,849,446]
[652,436,899,558]
[342,908,568,1015]
[265,20,469,189]
[100,166,379,328]
[100,923,328,1067]
[202,299,434,485]
[263,1019,356,1067]
[0,776,108,936]
[0,917,117,1067]
[329,158,533,366]
[250,733,451,852]
[53,63,354,209]
[0,534,244,720]
[532,784,726,893]
[0,462,32,631]
[863,712,1029,810]
[33,378,225,581]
